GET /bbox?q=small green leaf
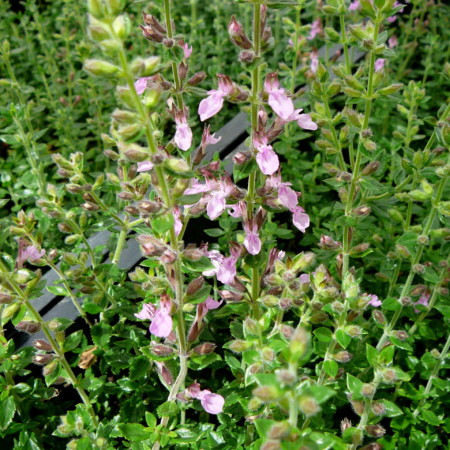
[157,401,179,418]
[323,360,339,378]
[151,213,174,234]
[366,344,378,367]
[420,409,441,426]
[0,396,16,430]
[335,329,352,349]
[347,374,364,398]
[314,327,333,343]
[119,423,151,441]
[381,399,403,417]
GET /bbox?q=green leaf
[323,360,339,378]
[382,297,401,311]
[346,374,364,398]
[91,322,113,347]
[379,345,395,365]
[119,423,151,441]
[254,418,276,438]
[381,399,403,417]
[157,401,179,418]
[421,266,440,283]
[151,213,174,234]
[63,330,83,353]
[83,302,103,314]
[47,285,71,297]
[204,228,225,237]
[335,329,352,349]
[308,385,336,404]
[397,232,418,253]
[182,256,215,273]
[314,327,333,343]
[366,344,378,367]
[130,356,151,380]
[420,409,441,426]
[145,412,157,429]
[0,396,16,430]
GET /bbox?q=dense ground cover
[0,0,449,448]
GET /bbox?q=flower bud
[280,325,294,339]
[262,347,276,362]
[365,425,386,438]
[151,343,174,356]
[261,442,281,450]
[0,292,13,304]
[32,339,53,352]
[319,235,341,250]
[42,360,59,376]
[267,421,291,440]
[219,290,244,302]
[228,16,252,49]
[186,277,204,296]
[373,310,386,324]
[160,249,177,264]
[299,396,320,417]
[371,402,386,416]
[84,59,120,77]
[361,383,376,398]
[239,50,255,64]
[33,353,55,365]
[276,369,296,386]
[227,340,253,353]
[396,244,411,259]
[16,321,41,334]
[187,71,207,86]
[334,351,352,363]
[381,369,397,383]
[400,296,411,306]
[362,161,380,176]
[252,385,282,402]
[193,342,216,355]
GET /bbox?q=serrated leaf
[420,409,441,426]
[0,396,16,430]
[118,423,151,441]
[157,401,179,418]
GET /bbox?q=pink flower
[375,58,385,73]
[229,202,246,219]
[292,206,310,233]
[388,35,398,48]
[201,125,221,149]
[135,295,173,338]
[413,293,430,313]
[243,227,261,255]
[137,161,154,172]
[135,77,151,95]
[186,382,224,415]
[349,1,360,11]
[278,183,298,210]
[297,113,318,131]
[310,51,319,74]
[203,250,224,277]
[256,144,280,175]
[198,75,234,121]
[182,42,193,59]
[134,303,157,320]
[197,390,225,415]
[174,113,192,151]
[308,19,322,40]
[368,294,382,307]
[17,240,45,268]
[173,207,182,236]
[265,73,294,121]
[217,255,237,284]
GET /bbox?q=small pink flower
[174,113,192,151]
[135,77,151,95]
[217,255,237,284]
[203,250,224,277]
[368,294,382,307]
[17,240,45,268]
[375,58,386,73]
[244,229,261,255]
[229,202,246,219]
[297,113,318,131]
[256,144,280,175]
[413,293,430,313]
[310,51,319,74]
[198,75,234,121]
[349,1,360,11]
[134,303,157,320]
[182,42,193,59]
[196,390,225,415]
[264,73,294,121]
[201,125,221,150]
[292,206,310,233]
[186,382,224,415]
[307,19,322,40]
[388,35,398,48]
[278,183,298,210]
[173,207,182,236]
[137,161,154,172]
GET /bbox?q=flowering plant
[0,0,449,449]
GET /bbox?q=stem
[412,332,450,418]
[112,222,128,265]
[0,260,98,427]
[376,171,448,351]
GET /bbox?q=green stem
[0,260,97,427]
